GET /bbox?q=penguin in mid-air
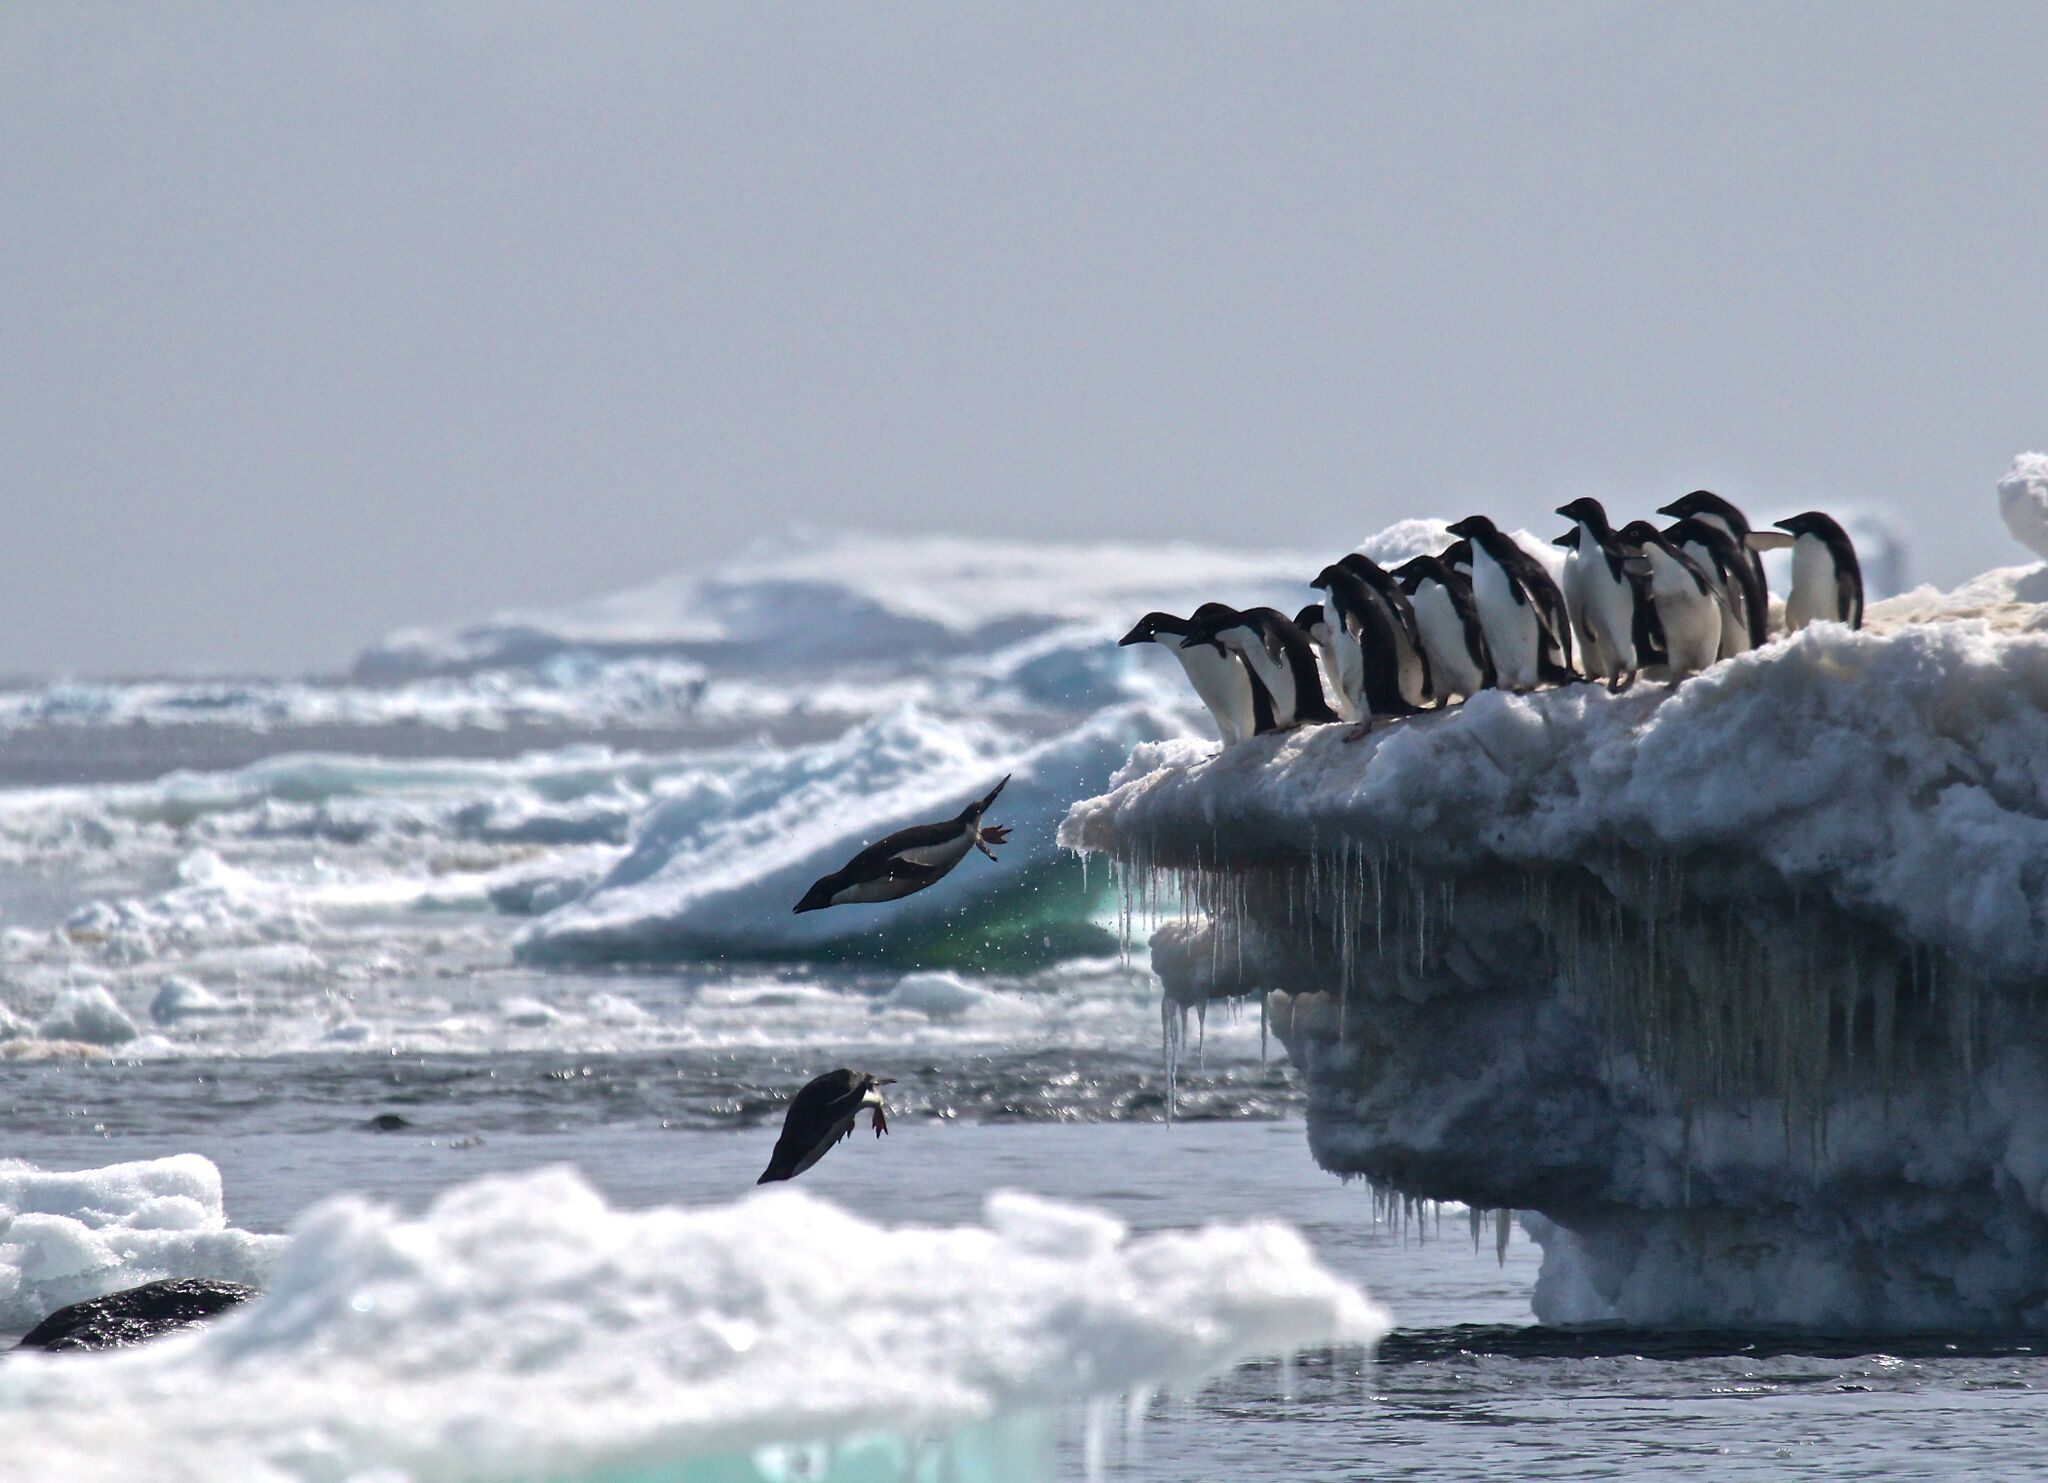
[1656,491,1770,648]
[759,1068,895,1182]
[1662,516,1759,660]
[1336,553,1434,709]
[1554,498,1647,692]
[1119,610,1262,744]
[794,778,1012,912]
[1180,606,1338,732]
[1443,516,1576,691]
[1389,554,1494,703]
[1774,511,1863,631]
[1615,522,1730,678]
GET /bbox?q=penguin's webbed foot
[1609,671,1637,694]
[871,1103,889,1137]
[975,823,1011,859]
[1342,722,1376,743]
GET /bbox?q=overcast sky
[4,3,2044,675]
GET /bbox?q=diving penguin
[758,1068,895,1182]
[1656,491,1770,647]
[1180,606,1339,732]
[1119,610,1262,744]
[1554,498,1646,691]
[1388,555,1494,702]
[1774,511,1863,631]
[1443,516,1576,691]
[794,777,1012,912]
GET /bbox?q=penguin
[1662,516,1759,660]
[794,778,1012,912]
[1442,516,1576,691]
[1553,498,1645,692]
[1119,610,1259,744]
[1294,604,1360,723]
[1389,554,1495,702]
[1440,537,1474,577]
[1614,522,1729,679]
[1336,553,1434,708]
[758,1068,894,1182]
[1774,512,1863,631]
[1180,606,1339,731]
[1656,491,1769,647]
[1309,565,1422,726]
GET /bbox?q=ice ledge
[1062,592,2048,1330]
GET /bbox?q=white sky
[4,2,2045,675]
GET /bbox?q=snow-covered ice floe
[0,1156,282,1335]
[0,1168,1386,1483]
[1063,497,2048,1331]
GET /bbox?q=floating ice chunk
[149,978,229,1024]
[879,970,992,1018]
[0,1156,282,1334]
[38,986,137,1046]
[0,1169,1386,1482]
[496,995,562,1028]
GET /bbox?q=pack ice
[0,1168,1385,1483]
[1064,459,2048,1331]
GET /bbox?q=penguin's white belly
[1389,615,1430,708]
[1472,558,1540,689]
[1311,632,1361,722]
[895,831,975,870]
[1561,553,1607,680]
[829,874,928,906]
[1578,559,1640,677]
[1412,583,1482,699]
[1226,631,1297,726]
[1324,598,1366,721]
[1175,643,1253,744]
[1652,585,1721,676]
[1785,536,1838,630]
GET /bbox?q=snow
[1062,528,2048,1329]
[37,985,138,1045]
[0,1156,282,1334]
[0,1168,1386,1482]
[1999,452,2048,559]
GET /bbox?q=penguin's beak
[876,1077,898,1085]
[1117,623,1148,646]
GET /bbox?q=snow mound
[520,703,1190,968]
[0,1156,283,1334]
[0,1170,1386,1483]
[2000,452,2048,558]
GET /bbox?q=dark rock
[17,1278,258,1352]
[364,1112,414,1131]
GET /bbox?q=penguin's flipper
[882,858,947,888]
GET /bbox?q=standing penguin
[1389,554,1494,702]
[1615,522,1729,678]
[1336,553,1434,709]
[1295,604,1359,723]
[1310,564,1423,726]
[1181,606,1339,731]
[1663,516,1760,659]
[1774,512,1863,631]
[794,778,1012,912]
[1554,498,1647,691]
[758,1068,894,1182]
[1443,516,1576,691]
[1119,610,1261,744]
[1657,491,1770,647]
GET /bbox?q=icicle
[1495,1207,1511,1267]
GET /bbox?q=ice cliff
[1063,474,2048,1331]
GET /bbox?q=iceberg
[0,1167,1386,1483]
[1064,483,2048,1332]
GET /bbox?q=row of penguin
[1121,492,1863,745]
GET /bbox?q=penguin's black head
[1387,555,1431,591]
[1445,515,1495,540]
[794,873,845,913]
[1119,612,1185,647]
[1556,497,1608,527]
[1774,511,1848,543]
[1552,529,1580,549]
[1294,603,1329,636]
[1658,490,1746,528]
[1308,563,1344,592]
[1439,537,1473,569]
[1177,607,1233,653]
[1616,519,1667,551]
